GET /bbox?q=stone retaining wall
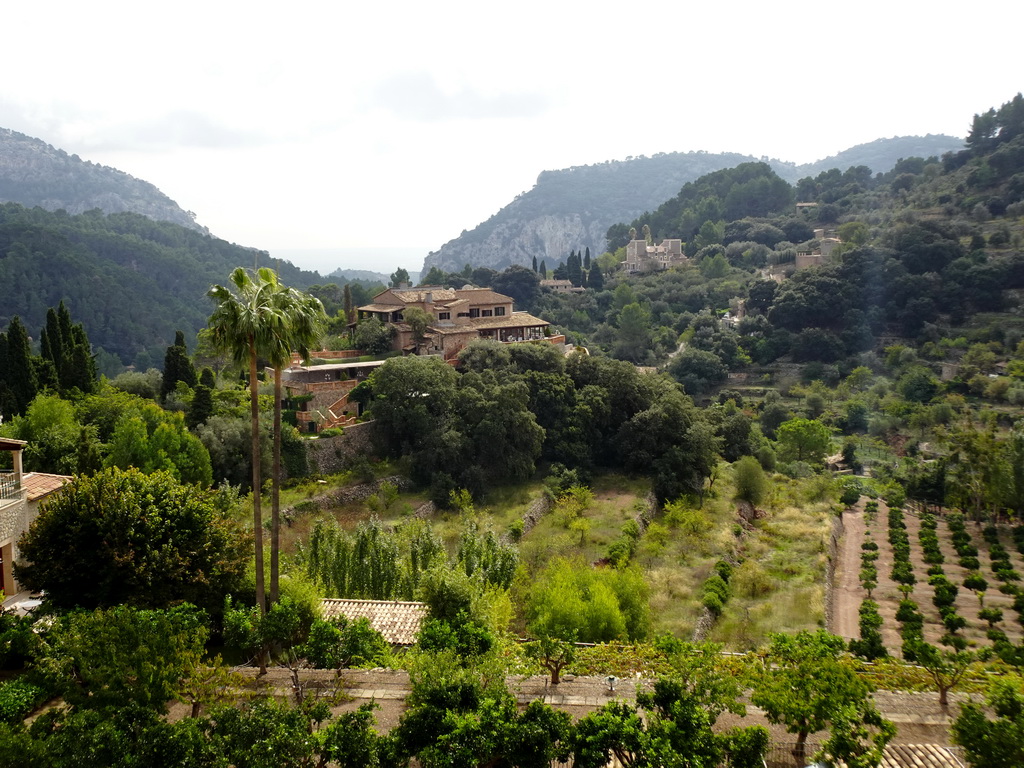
[824,509,845,631]
[283,474,411,522]
[304,421,377,475]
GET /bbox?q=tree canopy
[16,466,249,611]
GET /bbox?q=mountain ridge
[422,134,964,275]
[0,128,208,233]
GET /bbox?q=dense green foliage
[0,302,95,420]
[15,467,249,611]
[0,202,320,369]
[361,346,718,503]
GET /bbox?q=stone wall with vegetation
[304,422,377,476]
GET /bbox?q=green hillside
[0,203,321,369]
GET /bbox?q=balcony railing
[0,472,21,503]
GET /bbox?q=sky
[3,1,1022,276]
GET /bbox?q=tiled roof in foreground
[320,599,428,645]
[863,744,965,768]
[23,473,73,502]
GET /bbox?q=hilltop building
[279,285,563,434]
[795,228,842,270]
[355,286,558,360]
[624,238,686,273]
[540,279,584,294]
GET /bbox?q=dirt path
[831,502,865,640]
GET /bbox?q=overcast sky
[3,1,1022,275]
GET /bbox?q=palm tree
[266,286,325,605]
[207,267,289,613]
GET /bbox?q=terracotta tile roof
[450,288,514,304]
[429,312,549,335]
[359,303,405,313]
[0,438,27,451]
[471,311,549,330]
[320,599,427,645]
[22,473,73,502]
[392,288,458,303]
[847,745,965,768]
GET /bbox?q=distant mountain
[0,128,207,232]
[422,136,965,274]
[423,151,760,274]
[783,134,964,181]
[326,268,395,285]
[0,202,322,371]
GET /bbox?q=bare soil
[831,502,865,640]
[831,498,1024,654]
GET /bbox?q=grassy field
[275,463,838,650]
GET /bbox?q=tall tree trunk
[271,368,282,605]
[792,731,808,766]
[250,343,265,614]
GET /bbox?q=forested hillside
[0,204,322,369]
[0,128,206,232]
[422,135,963,275]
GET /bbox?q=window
[482,309,493,317]
[469,308,480,318]
[494,306,506,316]
[438,312,450,320]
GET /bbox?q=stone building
[540,279,585,294]
[624,238,686,273]
[795,228,842,270]
[0,438,71,602]
[355,286,557,360]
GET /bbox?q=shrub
[963,572,988,594]
[892,561,916,585]
[702,592,725,616]
[942,611,968,633]
[733,456,768,506]
[979,607,1004,627]
[0,679,46,724]
[896,600,923,624]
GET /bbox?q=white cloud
[0,0,1021,271]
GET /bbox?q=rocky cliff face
[423,151,759,274]
[0,128,208,233]
[429,210,611,273]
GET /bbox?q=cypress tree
[56,301,74,350]
[41,306,72,391]
[589,263,605,290]
[188,384,214,429]
[343,284,354,324]
[532,255,538,273]
[539,260,547,278]
[0,332,14,420]
[584,247,591,270]
[161,330,197,401]
[5,316,37,416]
[567,252,583,287]
[67,324,97,393]
[41,312,59,368]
